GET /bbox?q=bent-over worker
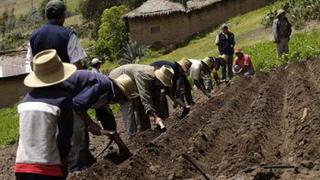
[15,50,76,180]
[109,64,175,136]
[63,70,133,171]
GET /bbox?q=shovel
[98,130,132,158]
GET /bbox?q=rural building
[124,0,274,46]
[0,50,31,108]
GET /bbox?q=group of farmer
[14,0,292,179]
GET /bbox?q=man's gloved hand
[88,122,101,135]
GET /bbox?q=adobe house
[124,0,274,46]
[0,50,31,108]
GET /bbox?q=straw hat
[177,58,192,72]
[202,57,214,70]
[277,9,286,17]
[154,65,175,87]
[221,23,229,29]
[112,74,138,99]
[24,49,76,88]
[91,58,102,65]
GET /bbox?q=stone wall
[128,0,273,46]
[0,75,29,108]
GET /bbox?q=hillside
[0,0,80,16]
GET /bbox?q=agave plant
[119,40,144,65]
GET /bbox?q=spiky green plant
[119,40,144,64]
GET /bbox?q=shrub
[93,5,129,61]
[262,0,320,29]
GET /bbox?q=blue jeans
[221,55,233,80]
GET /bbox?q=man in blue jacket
[64,70,133,172]
[26,0,87,69]
[215,24,236,81]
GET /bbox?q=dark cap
[45,0,66,19]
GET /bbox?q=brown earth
[70,59,320,180]
[2,59,320,179]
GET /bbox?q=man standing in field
[272,9,292,57]
[27,0,87,69]
[215,24,236,82]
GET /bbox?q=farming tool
[96,130,132,159]
[181,153,211,180]
[242,164,299,174]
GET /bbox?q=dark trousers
[177,75,194,105]
[16,173,65,180]
[68,112,96,172]
[96,106,116,131]
[221,55,234,80]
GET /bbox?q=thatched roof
[124,0,222,18]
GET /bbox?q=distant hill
[0,0,81,16]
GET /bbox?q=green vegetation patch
[245,30,320,72]
[0,106,19,146]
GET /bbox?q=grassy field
[140,6,273,64]
[0,0,81,16]
[1,3,320,147]
[0,105,18,148]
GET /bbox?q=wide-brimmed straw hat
[177,58,192,72]
[91,58,102,65]
[221,23,229,29]
[277,9,286,17]
[112,74,138,99]
[24,49,76,88]
[202,57,214,70]
[154,65,175,87]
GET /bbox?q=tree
[0,10,9,36]
[39,0,51,18]
[93,5,128,61]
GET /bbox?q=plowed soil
[2,59,320,180]
[70,59,320,180]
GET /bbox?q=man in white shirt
[188,58,213,98]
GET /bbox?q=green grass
[141,6,273,64]
[244,30,320,72]
[0,106,19,147]
[0,0,81,16]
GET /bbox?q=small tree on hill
[93,5,129,61]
